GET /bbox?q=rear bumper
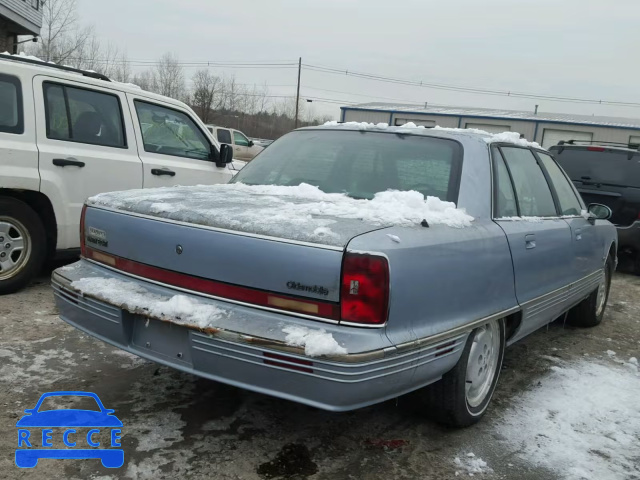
[617,221,640,251]
[52,261,466,411]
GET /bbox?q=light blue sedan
[52,124,617,427]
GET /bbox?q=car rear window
[551,147,640,188]
[232,130,463,202]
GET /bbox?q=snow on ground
[453,452,493,477]
[282,326,347,357]
[71,277,226,329]
[88,183,474,247]
[496,359,640,480]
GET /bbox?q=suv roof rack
[557,139,639,150]
[0,53,111,82]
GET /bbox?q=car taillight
[587,146,605,152]
[340,253,389,325]
[80,204,87,257]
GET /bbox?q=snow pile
[87,183,473,247]
[496,359,640,480]
[488,131,541,148]
[323,120,389,130]
[386,234,401,243]
[282,326,347,357]
[453,453,493,476]
[113,81,142,90]
[71,277,226,329]
[3,51,46,62]
[322,121,542,148]
[433,126,541,148]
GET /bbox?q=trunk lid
[83,206,351,304]
[83,185,396,307]
[88,184,388,248]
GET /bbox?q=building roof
[343,102,640,130]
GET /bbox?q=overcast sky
[78,0,640,120]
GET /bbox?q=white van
[0,53,236,294]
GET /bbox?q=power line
[303,63,640,108]
[52,55,640,109]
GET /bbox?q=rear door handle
[525,234,536,249]
[575,228,582,240]
[151,168,176,177]
[53,158,85,167]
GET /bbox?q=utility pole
[294,57,302,129]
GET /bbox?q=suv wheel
[0,198,47,295]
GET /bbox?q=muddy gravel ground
[1,264,639,480]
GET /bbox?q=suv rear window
[232,130,463,202]
[550,147,640,188]
[0,75,23,134]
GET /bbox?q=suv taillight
[80,204,87,257]
[340,253,389,325]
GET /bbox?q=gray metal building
[0,0,42,53]
[340,103,640,149]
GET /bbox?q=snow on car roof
[316,121,542,149]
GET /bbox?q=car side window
[0,74,23,134]
[217,129,232,144]
[43,82,126,148]
[135,100,211,160]
[233,131,249,147]
[536,152,584,216]
[492,147,518,217]
[500,147,557,217]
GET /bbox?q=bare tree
[191,69,221,123]
[131,70,156,92]
[154,53,186,100]
[33,0,92,63]
[110,51,132,83]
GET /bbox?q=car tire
[567,255,614,328]
[0,197,47,295]
[420,317,506,428]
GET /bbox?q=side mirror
[587,203,612,221]
[215,144,234,167]
[248,140,254,147]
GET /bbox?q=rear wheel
[567,255,613,327]
[0,198,47,295]
[419,318,506,427]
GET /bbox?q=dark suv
[549,141,640,270]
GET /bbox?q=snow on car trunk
[87,183,473,248]
[495,358,640,480]
[81,183,472,320]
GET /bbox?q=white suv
[0,54,236,294]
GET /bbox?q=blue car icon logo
[15,391,123,468]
